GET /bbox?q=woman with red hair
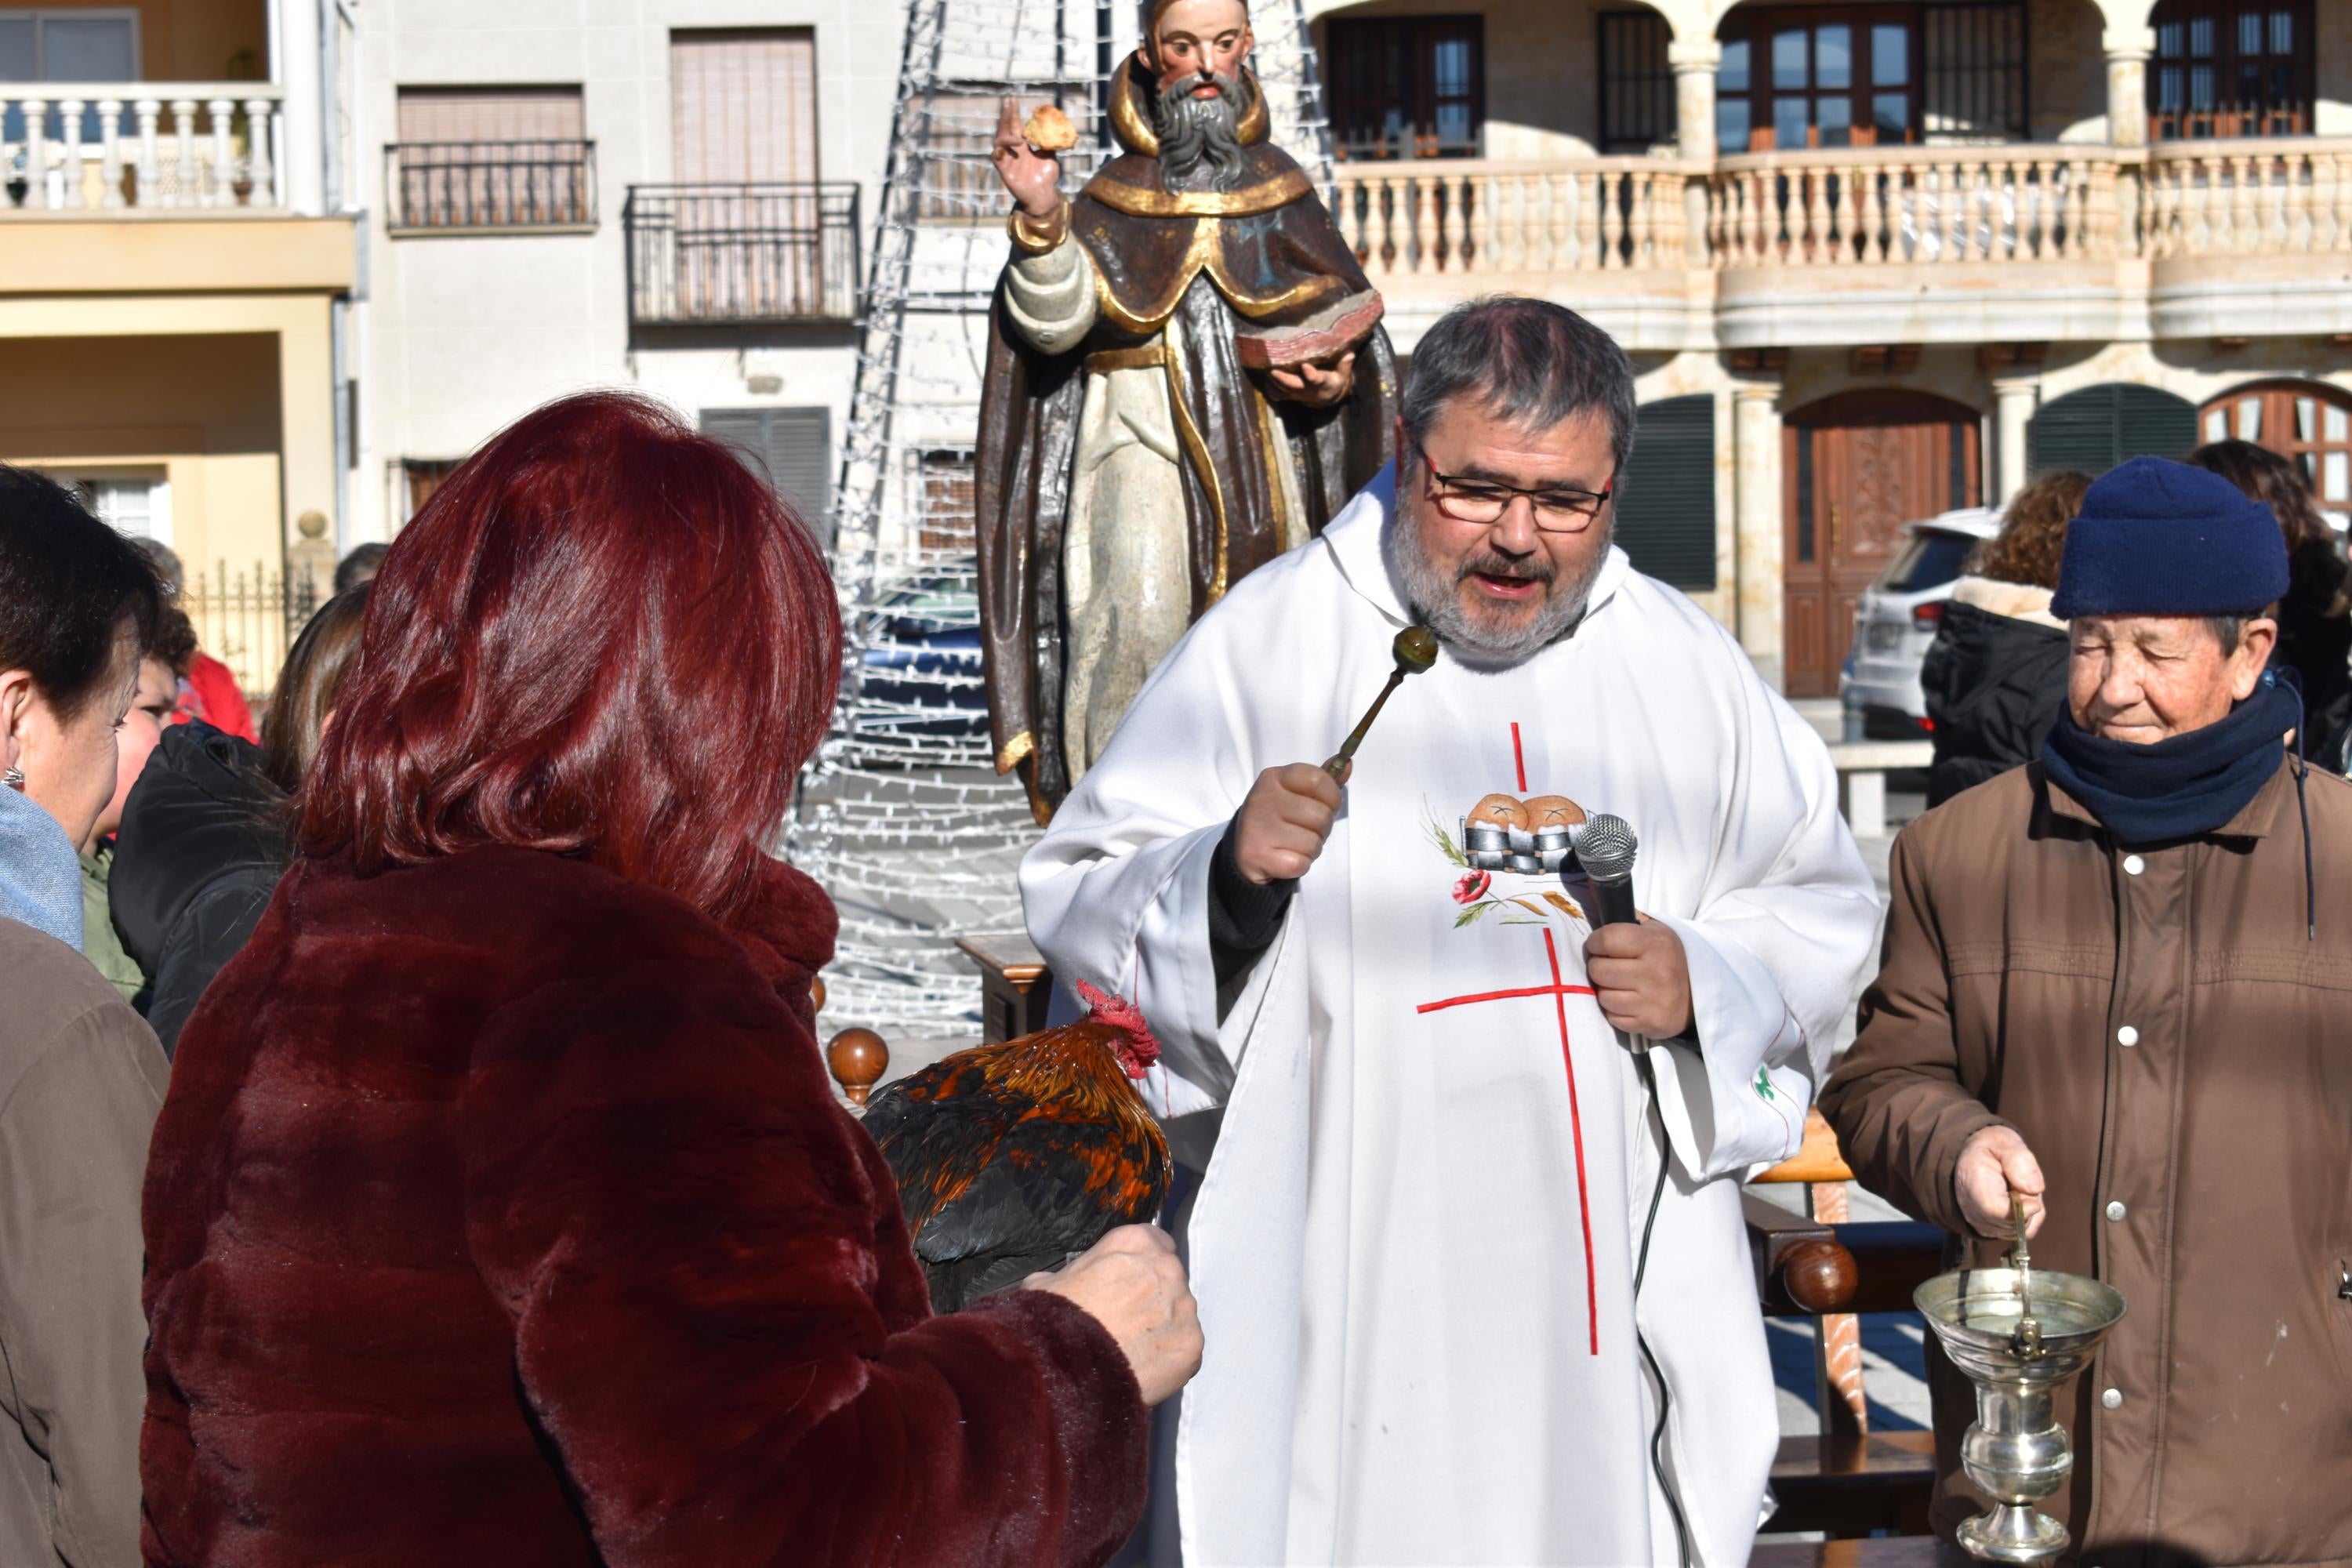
[139,393,1196,1567]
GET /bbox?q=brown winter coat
[1824,755,2352,1568]
[0,917,169,1567]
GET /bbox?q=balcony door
[1324,16,1483,160]
[2148,0,2314,140]
[1713,2,2026,154]
[670,28,817,183]
[1782,390,1981,698]
[667,29,821,318]
[392,87,590,230]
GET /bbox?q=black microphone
[1574,813,1640,929]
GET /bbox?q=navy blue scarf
[2040,680,2299,845]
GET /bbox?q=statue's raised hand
[993,98,1064,220]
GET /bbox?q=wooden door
[1782,390,1981,698]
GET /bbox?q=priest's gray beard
[1393,503,1610,662]
[1156,70,1251,191]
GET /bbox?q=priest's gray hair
[1399,297,1637,474]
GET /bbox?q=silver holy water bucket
[1915,1265,2126,1563]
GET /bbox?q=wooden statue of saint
[975,0,1399,822]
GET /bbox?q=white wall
[351,0,902,543]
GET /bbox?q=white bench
[1824,740,1934,839]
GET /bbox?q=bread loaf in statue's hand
[1023,103,1078,153]
[862,982,1171,1312]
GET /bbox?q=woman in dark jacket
[110,584,370,1057]
[2186,438,2352,764]
[140,393,1194,1568]
[1921,471,2090,807]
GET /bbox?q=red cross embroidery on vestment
[1413,719,1601,1355]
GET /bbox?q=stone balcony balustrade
[1334,136,2352,353]
[2,85,285,214]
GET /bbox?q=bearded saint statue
[975,0,1399,822]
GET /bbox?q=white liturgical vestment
[1022,464,1880,1567]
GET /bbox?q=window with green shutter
[1614,395,1718,590]
[2026,384,2198,479]
[701,407,834,543]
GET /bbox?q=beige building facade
[1312,0,2352,698]
[352,0,902,550]
[2,0,356,688]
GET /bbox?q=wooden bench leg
[1811,1178,1868,1440]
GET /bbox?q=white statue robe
[1022,465,1881,1567]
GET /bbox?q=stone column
[1991,374,2041,508]
[1671,38,1721,264]
[2104,26,2155,149]
[1670,39,1720,163]
[277,297,339,572]
[1733,377,1785,692]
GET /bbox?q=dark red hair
[301,392,841,929]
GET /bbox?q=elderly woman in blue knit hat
[1822,456,2352,1564]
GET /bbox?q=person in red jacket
[169,648,254,742]
[140,393,1200,1568]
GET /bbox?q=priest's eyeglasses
[1410,438,1613,532]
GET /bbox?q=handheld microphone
[1574,813,1640,929]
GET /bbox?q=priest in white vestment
[1022,297,1880,1567]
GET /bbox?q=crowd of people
[2,300,2347,1568]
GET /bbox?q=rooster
[862,982,1172,1312]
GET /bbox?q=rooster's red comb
[1073,980,1162,1068]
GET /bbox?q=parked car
[1839,506,2003,742]
[851,574,989,750]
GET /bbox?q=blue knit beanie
[2049,455,2288,619]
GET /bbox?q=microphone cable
[1575,815,1695,1568]
[1631,1045,1694,1568]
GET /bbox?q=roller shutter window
[670,28,817,183]
[394,87,588,228]
[1614,394,1718,590]
[395,87,585,143]
[2027,383,2199,478]
[702,408,834,543]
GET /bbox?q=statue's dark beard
[1155,70,1251,191]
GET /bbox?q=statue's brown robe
[975,60,1399,822]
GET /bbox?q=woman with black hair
[0,463,169,1567]
[2186,438,2352,765]
[111,583,374,1058]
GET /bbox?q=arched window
[2147,0,2314,140]
[2200,381,2352,510]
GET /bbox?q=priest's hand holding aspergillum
[1234,762,1346,884]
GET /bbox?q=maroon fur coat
[140,846,1149,1566]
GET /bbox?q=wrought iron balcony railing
[387,140,597,233]
[623,182,860,325]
